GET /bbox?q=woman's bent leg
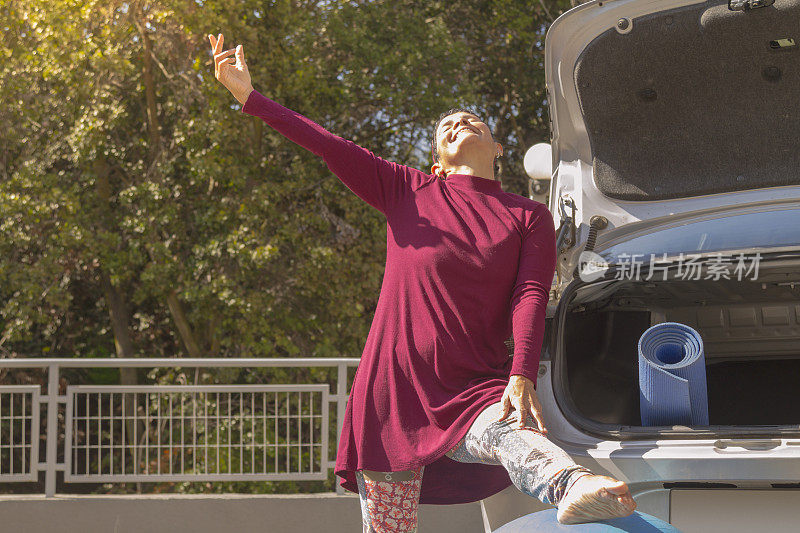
[446,402,636,523]
[445,402,591,505]
[355,466,424,533]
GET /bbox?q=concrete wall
[0,493,486,533]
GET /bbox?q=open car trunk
[552,252,800,438]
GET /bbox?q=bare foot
[556,474,637,525]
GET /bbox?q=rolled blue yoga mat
[638,322,709,426]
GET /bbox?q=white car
[517,0,800,531]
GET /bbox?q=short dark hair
[431,107,488,163]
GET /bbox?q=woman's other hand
[498,374,547,434]
[208,33,254,106]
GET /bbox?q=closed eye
[439,115,481,140]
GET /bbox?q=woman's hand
[498,374,548,434]
[208,33,254,106]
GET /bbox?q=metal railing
[0,358,359,496]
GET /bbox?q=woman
[209,33,637,531]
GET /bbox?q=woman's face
[434,111,498,171]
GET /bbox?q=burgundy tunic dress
[241,90,557,505]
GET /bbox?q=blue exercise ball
[493,509,681,532]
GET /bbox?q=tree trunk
[166,290,204,358]
[94,158,141,486]
[141,27,161,159]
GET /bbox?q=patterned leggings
[355,401,593,532]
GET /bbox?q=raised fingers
[208,33,223,54]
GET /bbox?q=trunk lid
[544,0,800,286]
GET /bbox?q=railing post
[45,363,59,497]
[335,363,347,495]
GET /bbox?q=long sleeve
[509,204,557,385]
[241,89,418,216]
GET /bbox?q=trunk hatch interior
[573,0,800,201]
[560,276,800,428]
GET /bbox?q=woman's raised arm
[209,33,422,216]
